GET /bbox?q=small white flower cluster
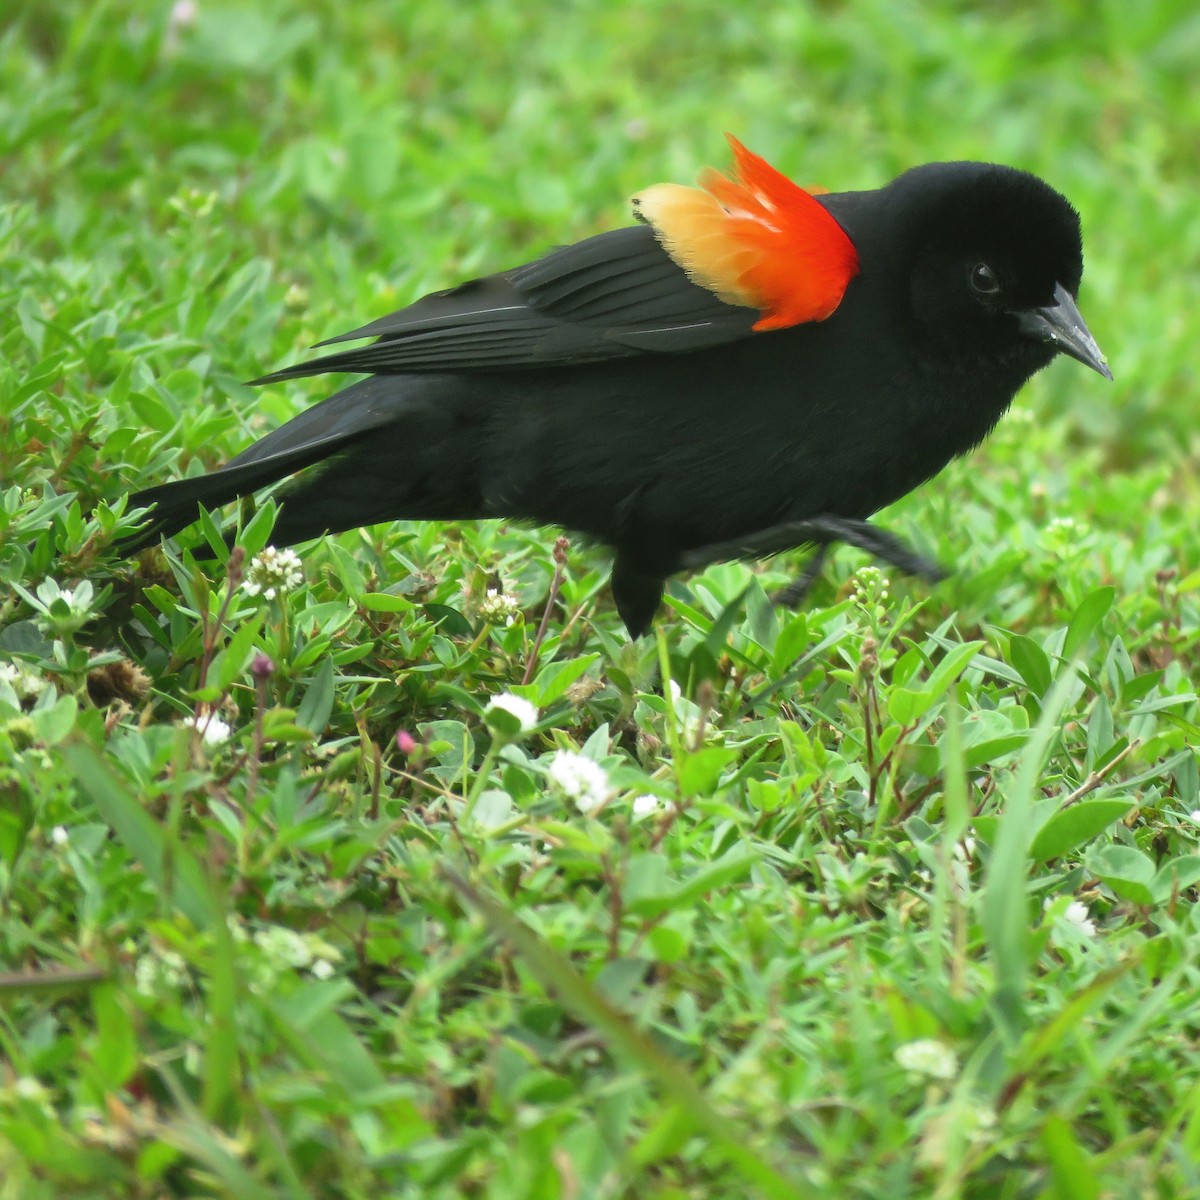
[479,587,520,627]
[851,565,891,609]
[1044,896,1097,937]
[253,925,341,979]
[895,1038,957,1081]
[243,546,304,600]
[0,660,44,702]
[1042,516,1089,557]
[631,794,662,818]
[283,282,309,312]
[486,692,538,733]
[135,946,188,997]
[166,186,217,220]
[916,1103,997,1169]
[547,750,609,813]
[7,1076,53,1116]
[1046,516,1080,537]
[952,835,977,863]
[182,710,233,746]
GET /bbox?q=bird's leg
[680,514,946,604]
[772,543,830,608]
[808,515,947,583]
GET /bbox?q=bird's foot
[681,514,947,608]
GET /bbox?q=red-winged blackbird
[122,137,1109,636]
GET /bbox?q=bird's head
[884,161,1110,379]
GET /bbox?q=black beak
[1015,282,1112,380]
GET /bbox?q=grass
[3,1,1200,1196]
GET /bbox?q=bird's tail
[117,375,416,555]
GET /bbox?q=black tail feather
[117,430,365,555]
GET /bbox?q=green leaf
[1041,1114,1101,1200]
[90,982,137,1090]
[209,614,263,693]
[887,687,930,725]
[422,602,473,635]
[983,667,1077,1037]
[1088,844,1156,905]
[1062,586,1115,661]
[1009,634,1052,695]
[941,698,968,844]
[469,789,513,830]
[676,746,737,796]
[528,653,601,707]
[360,591,415,614]
[61,741,223,931]
[623,854,672,909]
[924,639,985,700]
[235,499,279,558]
[0,791,32,870]
[1029,800,1134,861]
[31,693,77,746]
[770,611,809,675]
[295,654,335,735]
[626,849,757,918]
[1150,855,1200,903]
[265,995,385,1096]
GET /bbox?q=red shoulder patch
[632,135,860,331]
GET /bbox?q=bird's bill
[1015,282,1112,380]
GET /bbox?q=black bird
[121,137,1109,636]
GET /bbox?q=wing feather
[252,225,758,384]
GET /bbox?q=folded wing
[253,225,760,383]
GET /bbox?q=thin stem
[523,536,570,685]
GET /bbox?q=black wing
[253,225,759,383]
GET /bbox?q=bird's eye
[969,263,1001,296]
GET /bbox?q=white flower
[169,0,197,32]
[0,661,44,701]
[1189,810,1200,824]
[1062,900,1097,937]
[243,546,304,600]
[50,826,68,846]
[895,1039,957,1081]
[184,1042,203,1077]
[479,588,520,626]
[13,1077,52,1104]
[24,578,94,636]
[251,927,341,977]
[254,926,313,970]
[916,1103,997,1169]
[852,565,891,608]
[283,282,309,312]
[182,711,232,745]
[135,948,187,996]
[631,794,661,818]
[485,692,538,733]
[547,750,609,813]
[1043,517,1089,557]
[952,835,977,863]
[1043,896,1098,938]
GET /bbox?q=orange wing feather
[631,135,859,332]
